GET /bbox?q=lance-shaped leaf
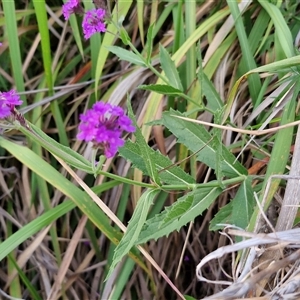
[107,46,146,67]
[119,140,195,186]
[127,101,161,185]
[136,186,222,244]
[17,121,93,173]
[107,188,160,279]
[159,44,183,91]
[162,110,247,177]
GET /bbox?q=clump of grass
[1,1,300,299]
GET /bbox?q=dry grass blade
[173,115,300,136]
[197,228,300,299]
[47,216,88,300]
[55,156,186,300]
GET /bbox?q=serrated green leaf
[107,46,146,67]
[119,140,195,186]
[136,187,222,244]
[209,201,233,231]
[162,110,247,177]
[107,189,159,279]
[139,84,183,95]
[146,23,155,63]
[162,195,193,225]
[210,178,254,231]
[127,101,161,185]
[231,177,254,229]
[159,44,183,91]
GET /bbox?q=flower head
[0,90,23,119]
[82,8,106,39]
[77,102,135,158]
[62,0,82,20]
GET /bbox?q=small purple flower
[82,8,106,39]
[77,102,135,158]
[0,90,23,119]
[62,0,82,20]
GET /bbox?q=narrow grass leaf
[107,189,159,279]
[258,0,294,58]
[227,0,261,106]
[8,257,43,300]
[136,187,222,244]
[0,138,146,269]
[137,0,144,45]
[32,0,53,91]
[159,44,183,91]
[248,83,298,232]
[2,1,26,103]
[17,122,93,172]
[94,0,133,97]
[65,14,84,58]
[222,55,300,123]
[0,199,75,263]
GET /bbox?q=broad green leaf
[136,186,222,244]
[106,46,146,67]
[201,72,223,111]
[139,84,183,96]
[162,195,194,225]
[127,101,161,186]
[162,110,247,177]
[119,140,195,186]
[159,44,183,91]
[231,177,254,229]
[210,177,254,231]
[107,189,160,279]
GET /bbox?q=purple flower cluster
[0,90,23,119]
[82,9,106,39]
[62,0,83,19]
[62,0,106,39]
[77,102,135,158]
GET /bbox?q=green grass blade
[258,0,294,58]
[0,138,146,271]
[2,1,26,103]
[32,0,53,91]
[227,1,261,106]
